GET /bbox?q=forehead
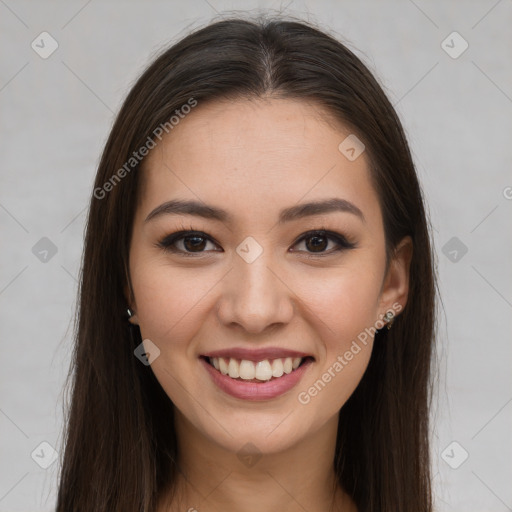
[138,97,382,229]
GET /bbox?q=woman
[57,14,437,512]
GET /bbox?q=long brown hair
[57,14,437,512]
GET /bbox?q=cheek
[130,256,220,347]
[293,262,382,409]
[298,261,382,341]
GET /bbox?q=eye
[291,229,356,256]
[156,228,356,257]
[156,230,221,256]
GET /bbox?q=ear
[378,235,413,318]
[124,280,140,326]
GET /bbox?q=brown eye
[157,231,220,255]
[304,233,329,252]
[181,235,208,252]
[156,229,356,257]
[291,230,356,256]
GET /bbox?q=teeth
[209,356,306,382]
[219,357,229,375]
[228,358,240,378]
[255,360,273,380]
[239,360,255,380]
[271,358,284,378]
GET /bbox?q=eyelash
[155,224,357,258]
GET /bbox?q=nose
[216,249,295,334]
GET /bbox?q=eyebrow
[144,197,365,224]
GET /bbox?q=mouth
[200,355,315,383]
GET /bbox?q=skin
[126,97,412,512]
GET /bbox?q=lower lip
[200,357,314,401]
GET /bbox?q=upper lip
[202,348,314,362]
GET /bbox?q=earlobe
[123,262,140,325]
[379,235,413,316]
[126,307,139,325]
[124,282,139,325]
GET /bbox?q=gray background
[1,0,511,510]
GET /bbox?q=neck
[158,410,356,512]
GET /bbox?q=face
[126,97,411,455]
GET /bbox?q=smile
[209,356,307,381]
[200,355,315,400]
